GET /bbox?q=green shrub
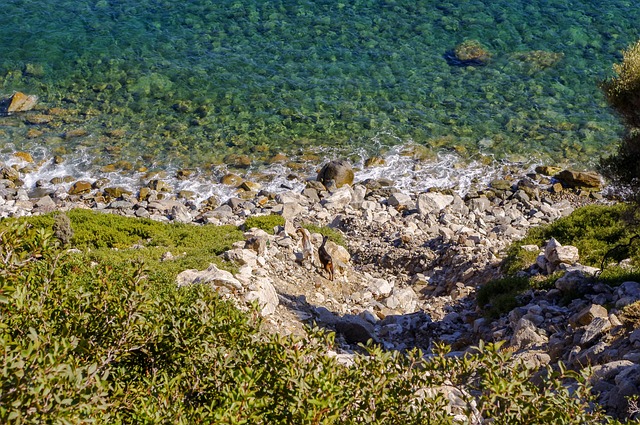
[601,39,640,129]
[0,220,631,424]
[477,276,530,318]
[505,204,638,270]
[302,223,347,248]
[243,214,285,234]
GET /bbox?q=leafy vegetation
[243,214,285,234]
[0,214,630,423]
[302,223,347,248]
[600,38,640,200]
[0,209,244,283]
[481,203,640,317]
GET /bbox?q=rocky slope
[1,159,639,421]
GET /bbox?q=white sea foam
[2,143,532,206]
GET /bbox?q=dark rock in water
[1,92,38,114]
[178,190,195,200]
[365,156,386,167]
[69,181,92,195]
[317,160,354,189]
[92,178,110,189]
[555,170,602,189]
[176,169,193,180]
[224,153,251,168]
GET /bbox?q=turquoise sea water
[0,0,639,175]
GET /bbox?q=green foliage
[600,39,640,200]
[487,203,640,318]
[598,266,640,287]
[243,214,285,235]
[602,39,640,129]
[302,223,347,248]
[0,220,624,423]
[0,209,244,283]
[514,203,638,268]
[52,211,73,245]
[477,276,530,318]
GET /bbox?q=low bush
[302,223,347,247]
[477,276,530,318]
[0,217,633,423]
[243,214,285,234]
[483,203,640,318]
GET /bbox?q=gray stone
[277,202,304,220]
[417,192,454,215]
[615,281,640,308]
[302,187,320,203]
[176,263,242,290]
[368,277,394,298]
[590,360,635,384]
[579,317,611,347]
[555,270,589,293]
[569,304,609,328]
[468,196,490,212]
[385,286,417,312]
[170,204,192,223]
[387,192,413,208]
[224,248,258,267]
[33,195,56,213]
[244,276,279,316]
[314,307,340,325]
[510,318,548,350]
[322,186,353,210]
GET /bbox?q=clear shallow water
[0,0,639,179]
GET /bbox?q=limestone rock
[170,204,192,223]
[579,317,611,347]
[317,160,354,189]
[555,270,589,293]
[322,186,353,210]
[176,263,242,291]
[569,304,609,328]
[244,276,279,316]
[368,277,394,298]
[510,318,548,350]
[385,286,418,312]
[388,192,413,209]
[417,192,454,215]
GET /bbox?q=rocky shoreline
[1,156,639,421]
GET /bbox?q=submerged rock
[449,39,491,66]
[1,92,38,114]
